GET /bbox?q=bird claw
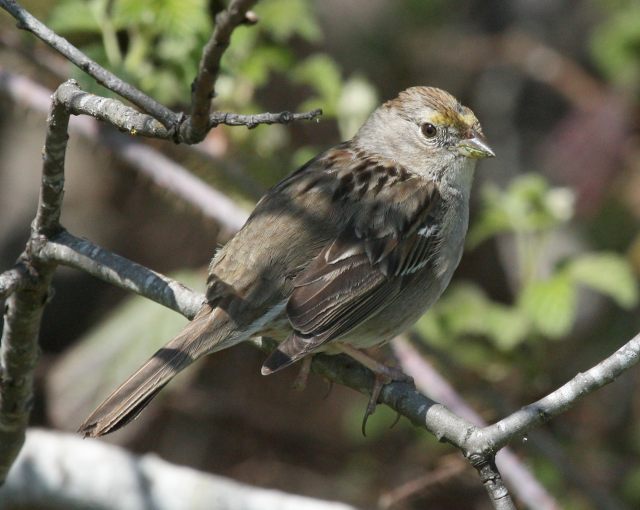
[292,356,312,391]
[361,371,413,436]
[361,373,389,436]
[322,379,334,400]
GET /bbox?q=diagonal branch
[0,2,322,139]
[180,0,258,143]
[393,337,559,510]
[475,332,640,451]
[37,230,204,320]
[35,226,640,473]
[0,0,178,128]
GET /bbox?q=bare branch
[0,86,71,483]
[0,0,178,128]
[1,429,357,510]
[0,267,53,484]
[34,85,70,235]
[209,109,323,129]
[0,70,250,235]
[0,266,27,300]
[180,0,258,142]
[38,230,204,320]
[0,3,322,139]
[476,332,640,451]
[23,222,639,507]
[55,80,171,138]
[471,456,516,510]
[392,337,560,510]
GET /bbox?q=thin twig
[0,3,322,138]
[470,455,516,510]
[180,0,258,142]
[209,109,323,129]
[54,79,171,138]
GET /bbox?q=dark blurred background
[1,1,639,508]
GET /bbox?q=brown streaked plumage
[78,87,494,438]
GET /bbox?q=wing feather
[262,151,443,374]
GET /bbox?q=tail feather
[261,332,310,375]
[79,306,226,437]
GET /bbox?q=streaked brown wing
[287,232,402,343]
[273,178,441,363]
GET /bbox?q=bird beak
[456,131,495,159]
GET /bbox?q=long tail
[78,306,231,438]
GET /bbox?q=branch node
[243,10,259,25]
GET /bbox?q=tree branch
[38,230,204,320]
[475,332,640,451]
[0,265,27,300]
[33,227,639,510]
[0,428,357,510]
[0,2,322,139]
[0,70,250,236]
[209,108,323,129]
[392,337,559,510]
[0,88,71,483]
[180,0,258,142]
[0,0,178,128]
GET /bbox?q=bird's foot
[335,343,413,435]
[292,356,312,391]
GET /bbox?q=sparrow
[79,86,494,437]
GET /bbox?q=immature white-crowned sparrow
[79,86,494,437]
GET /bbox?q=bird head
[355,86,494,182]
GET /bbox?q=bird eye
[421,122,437,138]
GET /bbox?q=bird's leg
[292,356,313,391]
[335,343,413,435]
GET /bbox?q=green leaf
[484,305,530,350]
[567,252,639,308]
[519,274,577,339]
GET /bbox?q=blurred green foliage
[418,175,638,376]
[591,0,640,91]
[47,0,376,136]
[47,0,378,195]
